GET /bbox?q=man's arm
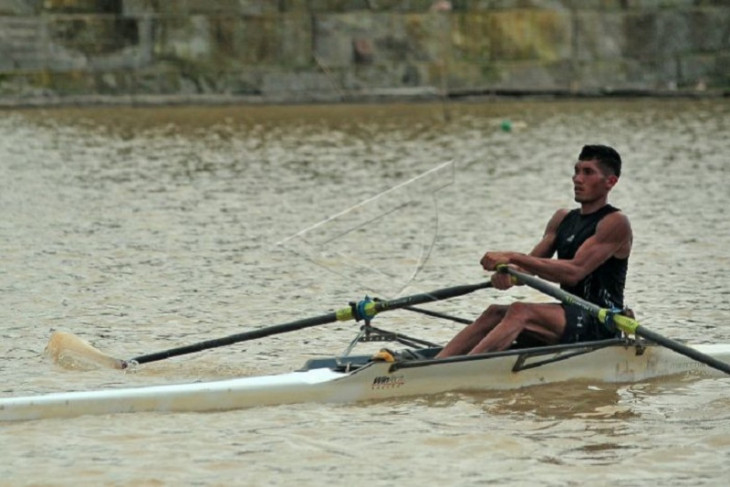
[528,208,569,258]
[485,209,568,289]
[484,211,632,287]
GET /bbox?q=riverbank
[1,86,726,109]
[1,1,728,107]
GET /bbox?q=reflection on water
[375,381,643,425]
[1,99,729,485]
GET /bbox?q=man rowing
[437,145,632,357]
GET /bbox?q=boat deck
[299,338,632,373]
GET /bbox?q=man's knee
[470,304,507,334]
[503,301,531,321]
[480,304,507,320]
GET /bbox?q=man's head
[573,145,622,207]
[578,145,621,178]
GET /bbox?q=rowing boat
[1,338,729,422]
[2,274,728,422]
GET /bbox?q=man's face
[572,159,617,203]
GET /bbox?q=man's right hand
[490,271,514,290]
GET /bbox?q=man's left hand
[480,251,513,271]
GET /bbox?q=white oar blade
[44,331,126,370]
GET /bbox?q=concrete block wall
[0,0,727,104]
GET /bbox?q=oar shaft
[634,325,730,374]
[501,266,730,376]
[500,267,603,317]
[131,311,341,364]
[370,281,492,315]
[400,306,473,325]
[130,280,492,365]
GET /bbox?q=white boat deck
[2,341,729,422]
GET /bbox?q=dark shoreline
[1,87,726,110]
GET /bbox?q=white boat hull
[2,342,729,421]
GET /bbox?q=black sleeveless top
[554,205,627,310]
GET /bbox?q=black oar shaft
[372,281,493,314]
[501,266,730,376]
[130,281,492,365]
[500,267,603,316]
[634,325,730,374]
[400,306,473,325]
[131,312,340,364]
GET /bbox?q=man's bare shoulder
[597,210,633,257]
[545,208,571,232]
[601,210,632,231]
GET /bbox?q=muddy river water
[1,99,729,485]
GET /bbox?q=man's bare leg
[469,302,566,354]
[436,305,507,358]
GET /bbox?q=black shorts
[560,304,621,343]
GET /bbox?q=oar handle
[500,266,730,375]
[130,280,492,365]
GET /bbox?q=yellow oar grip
[335,301,379,322]
[612,314,639,334]
[597,309,639,334]
[335,307,354,321]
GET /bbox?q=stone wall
[0,0,728,105]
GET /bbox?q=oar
[49,281,492,370]
[499,266,730,375]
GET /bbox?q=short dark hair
[578,145,622,177]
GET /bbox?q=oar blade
[45,331,126,370]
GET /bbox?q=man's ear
[606,175,619,189]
